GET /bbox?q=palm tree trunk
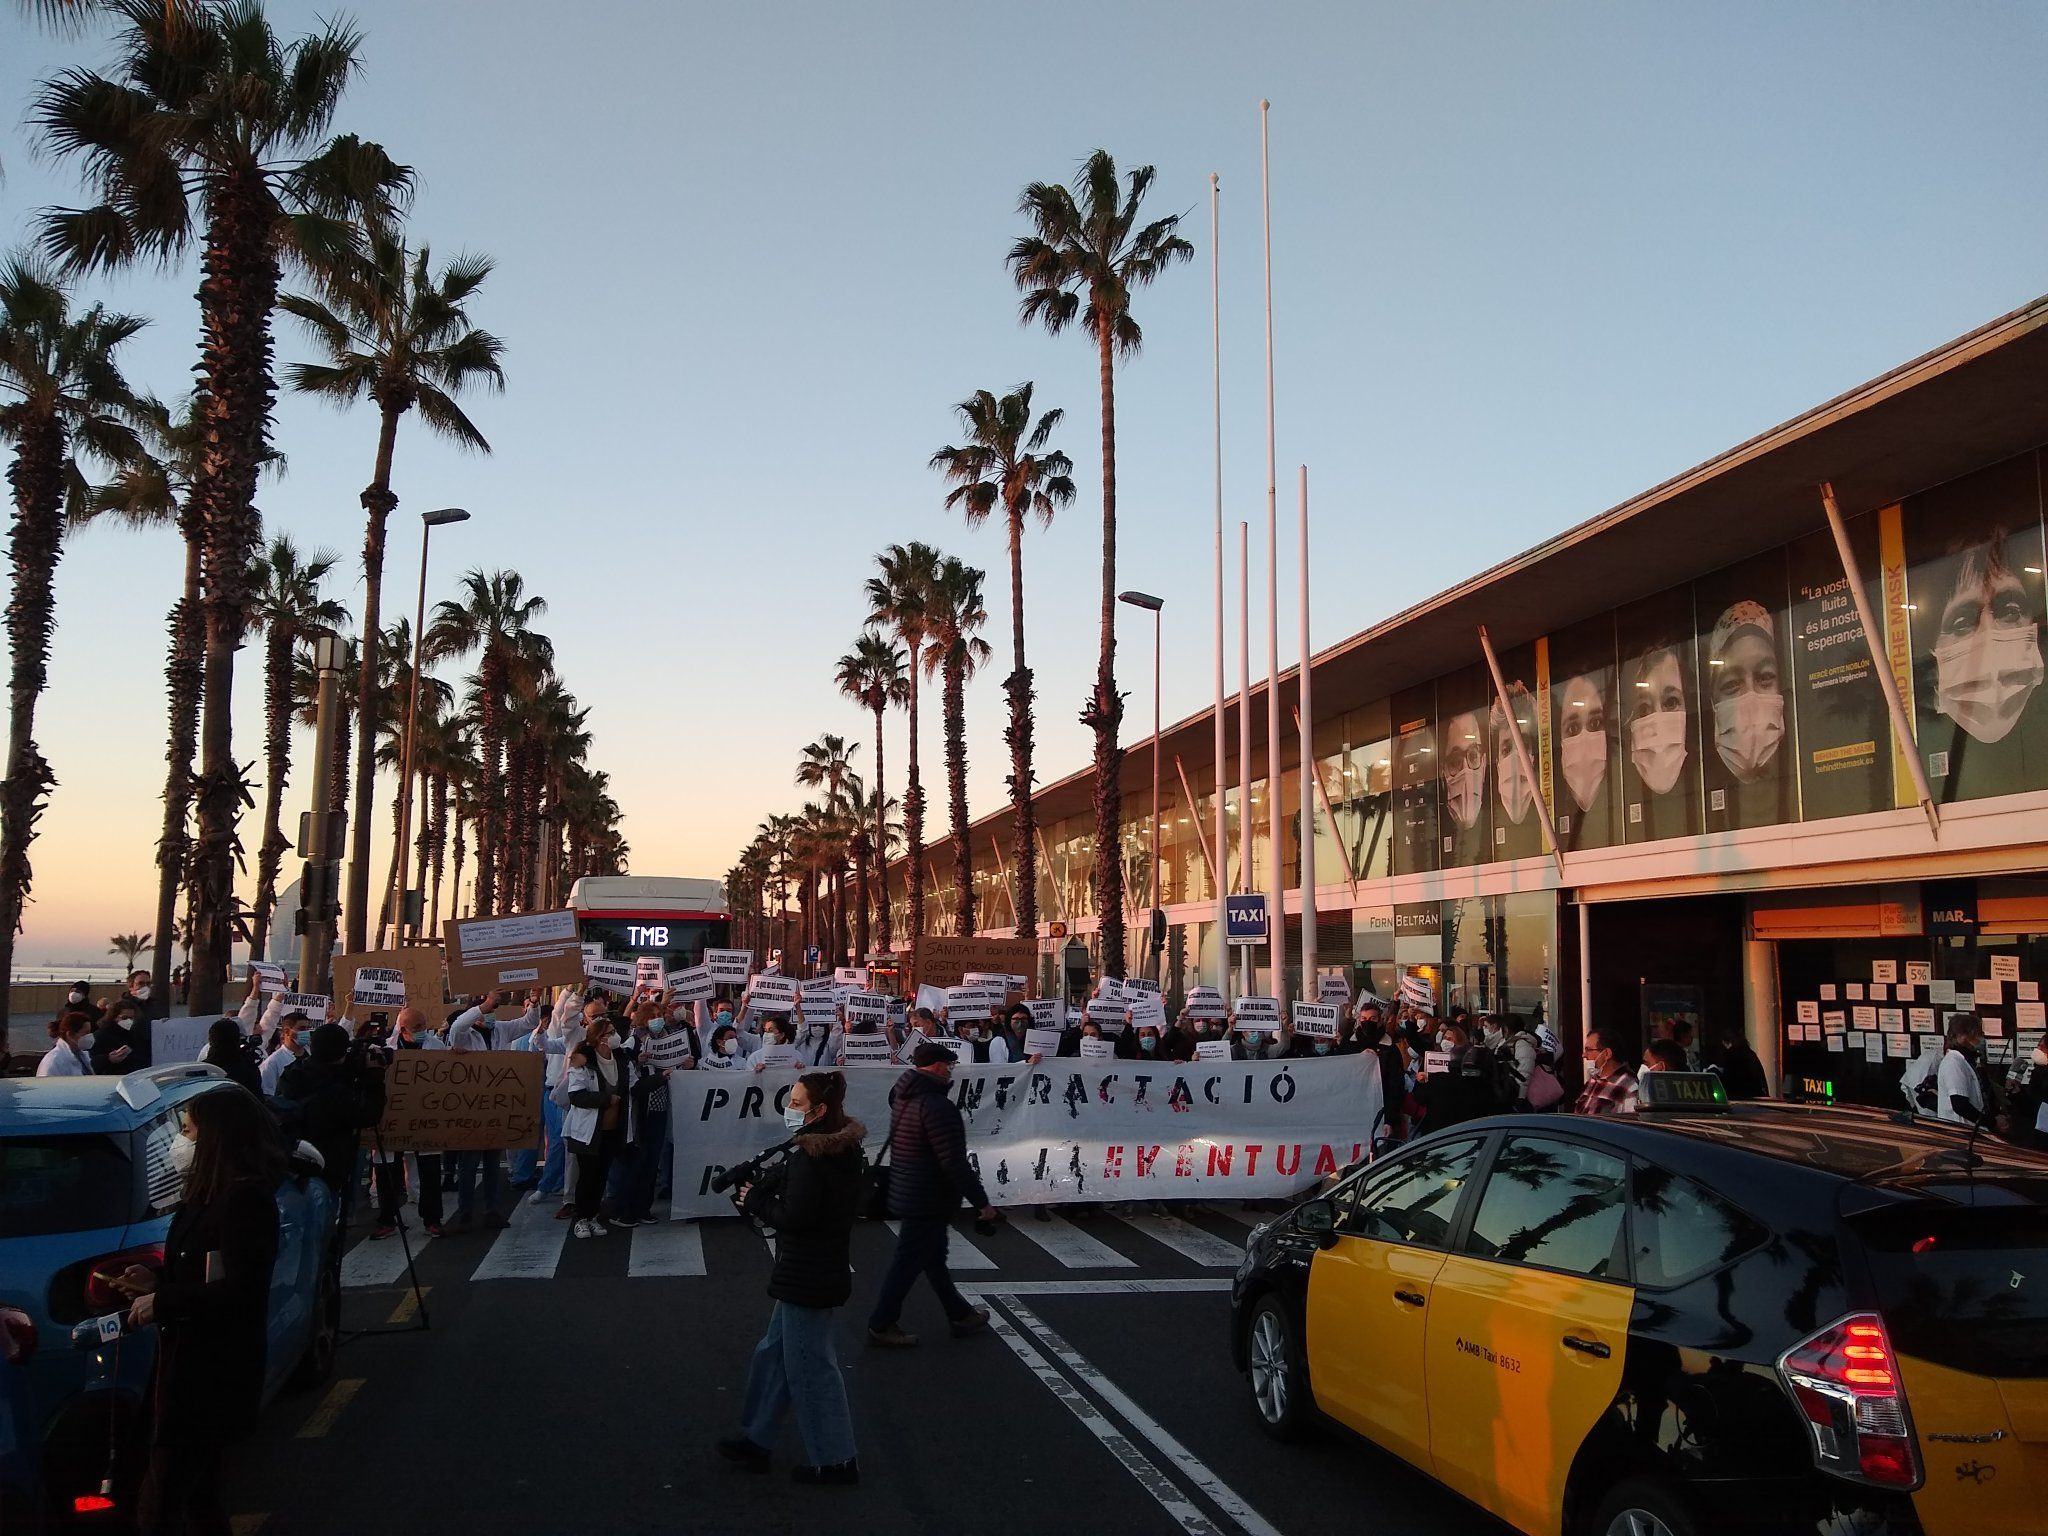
[450,789,469,923]
[376,774,404,947]
[1087,325,1128,978]
[329,699,352,830]
[151,534,203,999]
[189,187,283,1013]
[345,403,404,955]
[0,417,67,1034]
[945,654,973,935]
[476,651,505,912]
[248,625,295,958]
[870,701,890,953]
[1005,501,1039,941]
[852,831,870,962]
[904,643,925,973]
[428,770,448,939]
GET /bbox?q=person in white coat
[257,1012,311,1096]
[1934,1015,1988,1126]
[37,1012,96,1077]
[555,1015,639,1237]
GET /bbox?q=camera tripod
[337,1122,431,1341]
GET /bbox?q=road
[221,1195,1508,1536]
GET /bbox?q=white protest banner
[674,1053,1382,1216]
[584,958,634,992]
[749,974,799,1010]
[1194,1039,1232,1062]
[1181,988,1227,1021]
[1024,1026,1064,1058]
[705,949,754,986]
[1399,972,1436,1011]
[1080,1037,1116,1061]
[152,1017,212,1064]
[1025,997,1065,1030]
[843,993,887,1028]
[1293,1002,1341,1040]
[1233,996,1280,1032]
[635,956,666,991]
[667,966,714,1003]
[648,1030,696,1069]
[248,960,288,994]
[833,966,869,989]
[278,992,330,1023]
[842,1032,893,1064]
[351,967,408,1009]
[754,1043,799,1070]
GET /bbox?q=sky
[3,1,2046,969]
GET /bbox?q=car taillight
[80,1245,163,1314]
[1776,1312,1922,1490]
[0,1307,35,1366]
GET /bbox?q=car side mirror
[1296,1198,1339,1248]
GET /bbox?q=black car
[1229,1075,2048,1536]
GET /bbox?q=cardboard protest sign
[648,1030,696,1069]
[843,993,887,1028]
[248,960,287,994]
[350,966,408,1009]
[635,956,665,991]
[446,908,584,993]
[1293,1002,1342,1040]
[1025,997,1064,1029]
[754,1043,799,1070]
[1194,1038,1233,1062]
[278,992,330,1023]
[1080,1037,1116,1061]
[903,935,1036,991]
[666,966,714,1003]
[379,1049,544,1152]
[332,946,445,1018]
[583,957,634,992]
[749,974,799,1010]
[842,1031,893,1063]
[1234,996,1280,1032]
[705,948,754,985]
[1024,1026,1064,1058]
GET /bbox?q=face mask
[782,1106,810,1131]
[649,1019,666,1035]
[1140,1035,1157,1053]
[169,1135,197,1175]
[962,1028,981,1042]
[1313,1042,1331,1056]
[77,1032,96,1052]
[133,985,151,1003]
[1582,1054,1602,1079]
[715,1010,734,1026]
[1934,625,2044,745]
[1713,690,1785,783]
[1630,709,1687,796]
[1443,756,1484,829]
[717,1040,735,1057]
[67,990,84,1004]
[1494,741,1535,824]
[1560,727,1607,812]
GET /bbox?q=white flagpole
[1238,519,1252,996]
[1298,464,1316,990]
[1261,98,1286,1003]
[1210,171,1228,993]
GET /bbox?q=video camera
[710,1135,800,1196]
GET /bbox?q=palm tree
[0,255,145,1029]
[1009,149,1191,976]
[426,570,550,915]
[108,931,153,972]
[796,736,859,965]
[864,542,941,970]
[283,227,505,952]
[369,616,451,944]
[244,535,346,957]
[931,382,1074,945]
[834,630,906,959]
[36,0,412,1011]
[922,557,992,937]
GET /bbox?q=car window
[1628,1163,1767,1288]
[0,1134,136,1237]
[140,1107,185,1218]
[1464,1135,1628,1280]
[1337,1137,1482,1249]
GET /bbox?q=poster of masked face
[1787,515,1894,820]
[1695,548,1796,833]
[1487,644,1544,863]
[1389,685,1440,877]
[1436,667,1491,869]
[1616,586,1701,842]
[1903,451,2048,804]
[1548,614,1619,851]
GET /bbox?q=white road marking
[1117,1212,1248,1268]
[962,1278,1232,1296]
[888,1220,998,1270]
[1000,1296,1282,1536]
[983,1299,1228,1536]
[1008,1212,1137,1269]
[471,1195,570,1280]
[340,1227,434,1289]
[628,1220,706,1277]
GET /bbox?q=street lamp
[384,507,469,946]
[1119,590,1165,981]
[298,632,349,990]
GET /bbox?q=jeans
[573,1127,624,1219]
[536,1091,566,1195]
[453,1150,503,1221]
[509,1135,538,1186]
[867,1215,972,1330]
[624,1109,669,1220]
[738,1301,857,1467]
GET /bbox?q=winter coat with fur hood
[740,1117,868,1308]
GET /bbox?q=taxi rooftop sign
[1638,1072,1730,1113]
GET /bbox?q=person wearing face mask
[704,1023,750,1069]
[200,1017,263,1098]
[37,1011,96,1076]
[1572,1028,1640,1117]
[121,967,166,1024]
[992,1006,1032,1065]
[1438,708,1488,865]
[257,1011,310,1095]
[1555,671,1614,848]
[1920,531,2048,795]
[91,999,151,1075]
[1489,690,1543,861]
[556,1012,640,1238]
[717,1071,866,1484]
[64,979,102,1024]
[618,998,675,1227]
[1706,601,1791,826]
[1934,1015,1988,1126]
[793,1002,842,1068]
[108,1088,280,1536]
[1625,643,1694,838]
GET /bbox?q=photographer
[277,1023,388,1197]
[715,1071,866,1485]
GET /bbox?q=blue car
[0,1064,341,1530]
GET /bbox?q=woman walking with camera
[716,1071,866,1485]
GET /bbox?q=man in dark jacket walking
[866,1042,997,1347]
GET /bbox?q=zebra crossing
[338,1199,1263,1289]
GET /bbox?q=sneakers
[949,1307,991,1339]
[588,1217,610,1236]
[866,1324,918,1348]
[714,1437,771,1474]
[571,1219,594,1239]
[529,1190,555,1207]
[423,1222,446,1238]
[610,1213,641,1228]
[371,1225,396,1241]
[554,1205,575,1220]
[792,1460,860,1486]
